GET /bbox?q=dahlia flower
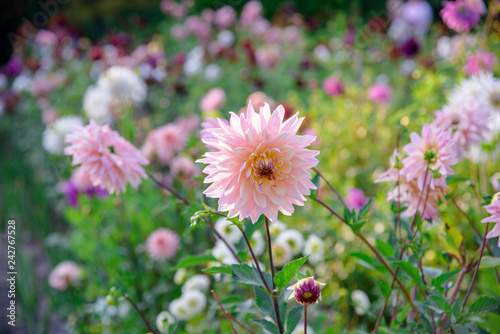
[303,234,325,263]
[142,123,189,165]
[83,85,113,124]
[464,50,498,75]
[481,194,500,247]
[97,66,147,105]
[170,156,200,188]
[156,311,175,334]
[440,0,481,33]
[276,229,305,255]
[199,87,226,112]
[65,122,149,195]
[48,261,82,291]
[401,124,458,191]
[351,290,371,315]
[368,83,393,105]
[197,103,319,223]
[272,241,293,266]
[182,275,210,292]
[288,277,325,305]
[346,187,370,210]
[432,100,489,158]
[146,228,180,261]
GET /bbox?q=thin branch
[463,223,489,306]
[123,295,157,334]
[147,171,190,205]
[211,290,238,334]
[312,167,348,210]
[205,218,242,264]
[265,217,284,334]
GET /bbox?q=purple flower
[288,277,326,305]
[440,0,481,33]
[1,57,22,77]
[399,37,421,58]
[346,188,370,210]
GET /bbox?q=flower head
[401,124,458,191]
[146,228,180,261]
[288,277,326,305]
[440,0,481,33]
[97,66,147,105]
[303,234,325,263]
[368,83,393,105]
[182,275,210,292]
[276,229,304,255]
[322,76,344,96]
[64,122,149,194]
[481,193,500,247]
[42,115,84,154]
[351,290,371,315]
[464,50,498,75]
[200,88,226,112]
[156,311,175,334]
[48,261,82,291]
[214,217,241,244]
[198,103,319,223]
[142,123,189,165]
[272,241,293,266]
[346,187,370,210]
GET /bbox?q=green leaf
[479,256,500,269]
[425,295,452,315]
[343,208,353,224]
[376,239,394,257]
[350,221,366,233]
[358,197,374,220]
[274,256,310,291]
[468,296,500,315]
[285,306,303,334]
[255,286,274,317]
[431,270,460,288]
[171,254,216,270]
[251,319,278,334]
[349,252,375,269]
[202,266,232,275]
[446,175,470,184]
[376,279,391,299]
[231,263,266,287]
[308,173,320,199]
[393,261,422,287]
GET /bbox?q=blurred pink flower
[255,44,281,68]
[64,122,149,195]
[146,228,180,261]
[247,91,276,112]
[48,261,82,291]
[440,0,481,33]
[35,30,58,45]
[481,196,500,246]
[387,179,446,220]
[170,156,200,188]
[171,24,188,41]
[197,103,319,223]
[322,76,344,96]
[375,149,402,183]
[368,83,392,104]
[346,188,370,210]
[177,115,200,134]
[201,8,215,23]
[214,6,236,29]
[401,124,458,191]
[200,88,226,112]
[432,100,489,158]
[240,1,263,26]
[142,123,189,165]
[464,50,498,75]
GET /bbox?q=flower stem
[304,304,308,334]
[147,171,190,205]
[463,223,489,306]
[312,167,348,210]
[265,216,284,334]
[123,294,157,334]
[205,218,242,264]
[211,290,238,334]
[237,225,272,293]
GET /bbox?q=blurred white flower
[217,30,235,47]
[184,46,204,76]
[169,298,191,321]
[11,72,32,93]
[182,275,210,293]
[204,64,222,81]
[291,323,315,334]
[303,234,325,263]
[156,311,175,334]
[42,115,84,154]
[313,45,330,63]
[0,73,7,91]
[174,268,188,285]
[83,85,113,124]
[211,240,239,265]
[250,230,265,256]
[214,217,241,244]
[97,66,147,105]
[269,220,287,237]
[277,229,304,255]
[181,290,207,315]
[351,290,371,315]
[272,241,292,267]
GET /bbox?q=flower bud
[287,277,325,305]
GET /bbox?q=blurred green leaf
[251,319,278,334]
[202,266,232,275]
[358,197,374,220]
[285,306,303,334]
[431,270,460,288]
[171,254,216,270]
[274,256,309,291]
[468,297,500,315]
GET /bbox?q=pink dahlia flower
[323,76,344,97]
[64,122,149,195]
[375,149,403,183]
[401,124,458,191]
[464,50,498,75]
[48,261,82,291]
[170,156,200,188]
[240,1,263,27]
[481,195,500,247]
[142,123,189,165]
[368,83,393,105]
[201,117,230,150]
[197,103,319,223]
[432,100,489,158]
[440,0,481,33]
[214,6,236,29]
[387,179,446,220]
[346,188,370,210]
[200,88,226,112]
[146,228,180,261]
